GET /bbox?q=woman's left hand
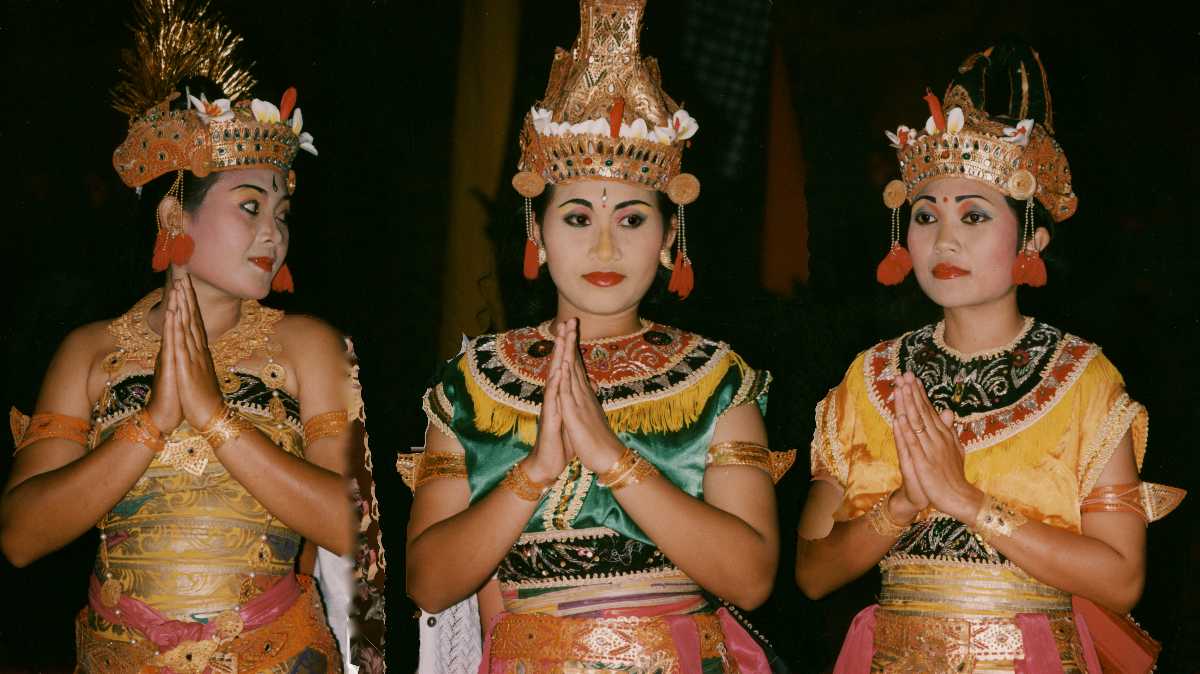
[893,372,983,522]
[172,274,225,430]
[556,318,626,475]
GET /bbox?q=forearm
[0,438,154,566]
[795,514,896,599]
[214,428,352,555]
[406,483,539,613]
[982,515,1145,612]
[614,475,777,608]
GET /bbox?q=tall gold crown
[884,48,1076,222]
[512,0,700,205]
[110,0,316,190]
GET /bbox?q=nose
[933,221,958,254]
[590,222,619,263]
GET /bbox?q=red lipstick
[249,257,274,272]
[932,263,969,279]
[583,271,626,287]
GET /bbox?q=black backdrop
[2,2,1196,671]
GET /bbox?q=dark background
[2,1,1196,671]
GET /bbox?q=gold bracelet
[499,462,549,502]
[597,446,638,486]
[866,491,910,538]
[114,409,166,453]
[607,455,660,492]
[200,404,249,449]
[972,494,1028,541]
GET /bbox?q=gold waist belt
[490,612,726,670]
[879,559,1071,618]
[872,609,1086,674]
[503,569,704,617]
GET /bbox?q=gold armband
[1081,481,1186,524]
[972,494,1028,542]
[14,410,91,452]
[303,409,349,443]
[706,441,796,484]
[499,462,550,502]
[415,451,468,488]
[114,409,165,453]
[866,492,909,538]
[200,405,252,449]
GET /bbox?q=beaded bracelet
[865,491,910,538]
[499,462,550,502]
[597,446,638,486]
[607,456,659,491]
[114,408,166,453]
[973,494,1028,542]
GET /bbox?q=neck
[554,296,642,341]
[940,291,1026,355]
[159,270,245,340]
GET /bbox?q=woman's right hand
[890,390,931,523]
[521,321,571,485]
[147,284,183,432]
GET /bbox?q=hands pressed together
[887,372,984,525]
[145,274,226,436]
[522,318,626,485]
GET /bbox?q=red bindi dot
[942,196,949,202]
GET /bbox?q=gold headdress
[110,0,315,285]
[877,45,1073,287]
[513,0,700,297]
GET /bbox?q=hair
[509,182,678,324]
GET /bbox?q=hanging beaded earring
[1008,169,1046,287]
[151,170,194,271]
[512,172,548,280]
[876,180,912,285]
[665,174,701,299]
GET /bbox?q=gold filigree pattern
[301,409,348,443]
[413,450,468,487]
[14,410,91,452]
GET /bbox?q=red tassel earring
[151,170,194,272]
[1012,196,1047,287]
[522,196,545,280]
[876,180,912,285]
[666,203,695,299]
[272,263,295,293]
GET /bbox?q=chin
[560,285,644,316]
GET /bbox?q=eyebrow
[231,184,267,194]
[913,195,935,204]
[955,194,992,204]
[557,198,593,209]
[614,199,651,210]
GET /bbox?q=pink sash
[87,572,302,652]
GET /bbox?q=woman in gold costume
[401,1,793,671]
[794,43,1184,673]
[0,3,355,671]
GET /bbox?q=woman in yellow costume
[401,1,794,671]
[0,1,362,671]
[794,43,1184,673]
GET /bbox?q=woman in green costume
[400,1,793,671]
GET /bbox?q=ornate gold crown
[512,0,700,205]
[110,0,316,189]
[886,84,1076,222]
[113,91,316,188]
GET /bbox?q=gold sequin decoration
[160,430,214,476]
[211,610,245,642]
[100,578,124,608]
[268,396,287,422]
[219,370,242,395]
[261,361,286,389]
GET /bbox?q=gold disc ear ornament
[1007,169,1038,201]
[666,173,701,205]
[882,180,908,209]
[512,171,547,198]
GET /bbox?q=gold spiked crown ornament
[110,0,314,292]
[876,46,1074,287]
[513,0,700,298]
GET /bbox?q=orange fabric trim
[16,411,90,452]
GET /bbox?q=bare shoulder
[37,320,118,412]
[275,314,347,358]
